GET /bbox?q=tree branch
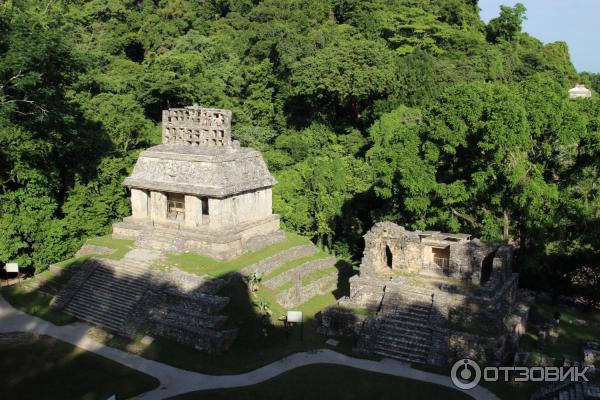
[451,208,483,228]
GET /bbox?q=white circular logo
[451,359,482,390]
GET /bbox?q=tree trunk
[503,208,510,243]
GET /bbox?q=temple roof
[123,144,277,197]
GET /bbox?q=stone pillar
[184,195,203,228]
[208,198,226,228]
[131,188,149,219]
[150,191,167,221]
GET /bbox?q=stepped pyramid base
[113,215,284,260]
[52,248,238,353]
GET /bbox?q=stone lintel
[124,179,274,198]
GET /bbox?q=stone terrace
[242,242,339,309]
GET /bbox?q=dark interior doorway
[480,251,495,285]
[385,245,393,269]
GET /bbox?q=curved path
[0,295,498,400]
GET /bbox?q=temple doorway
[385,245,393,269]
[167,193,185,221]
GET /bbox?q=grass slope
[51,235,135,270]
[0,335,159,400]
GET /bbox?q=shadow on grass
[169,364,472,400]
[0,334,159,400]
[0,249,360,376]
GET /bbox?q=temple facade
[320,222,531,366]
[113,105,284,259]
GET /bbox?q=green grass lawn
[166,232,312,277]
[414,362,540,400]
[0,335,159,400]
[169,364,471,400]
[520,304,600,358]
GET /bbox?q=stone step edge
[240,244,319,276]
[51,260,101,310]
[276,274,337,309]
[264,256,337,289]
[64,306,126,331]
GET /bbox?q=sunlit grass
[167,232,312,277]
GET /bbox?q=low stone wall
[265,257,337,289]
[241,244,318,276]
[277,273,337,308]
[147,317,237,354]
[446,330,509,365]
[349,276,386,309]
[75,244,117,258]
[318,306,368,336]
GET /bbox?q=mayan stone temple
[320,222,531,366]
[113,105,284,259]
[50,106,292,354]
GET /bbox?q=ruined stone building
[569,84,592,99]
[113,105,284,259]
[321,222,530,366]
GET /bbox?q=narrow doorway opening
[385,245,393,269]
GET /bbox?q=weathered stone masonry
[321,222,531,366]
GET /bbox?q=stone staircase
[52,257,153,334]
[51,248,238,352]
[371,290,434,364]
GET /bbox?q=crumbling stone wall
[359,222,508,284]
[348,275,386,309]
[360,222,423,277]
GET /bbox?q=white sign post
[287,311,304,341]
[5,263,18,273]
[287,311,303,323]
[3,263,19,286]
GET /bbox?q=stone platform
[113,215,285,260]
[52,249,237,353]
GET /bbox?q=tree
[486,3,527,43]
[367,106,435,227]
[290,32,394,122]
[423,82,558,243]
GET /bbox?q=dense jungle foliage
[0,0,598,299]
